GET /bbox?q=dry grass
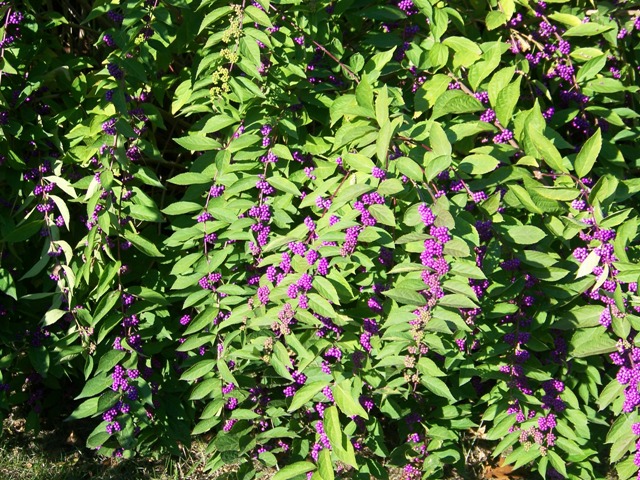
[0,413,208,480]
[0,432,170,479]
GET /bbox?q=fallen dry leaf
[66,430,78,445]
[483,458,524,480]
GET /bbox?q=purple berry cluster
[0,10,24,48]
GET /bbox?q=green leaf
[288,381,328,412]
[333,380,369,419]
[66,397,99,421]
[449,261,486,279]
[600,208,633,229]
[97,313,123,344]
[96,350,126,376]
[376,120,394,163]
[183,306,218,336]
[342,153,375,173]
[199,6,233,33]
[614,283,625,313]
[430,122,451,157]
[43,308,68,327]
[555,436,585,458]
[548,12,581,27]
[547,450,567,478]
[576,249,600,278]
[214,432,240,452]
[318,449,334,480]
[488,67,515,107]
[92,290,120,326]
[331,95,365,125]
[86,429,110,449]
[588,174,619,206]
[396,157,423,181]
[228,134,260,152]
[2,220,42,243]
[443,238,471,257]
[570,327,617,358]
[115,117,138,137]
[378,178,404,195]
[521,177,563,213]
[174,135,221,151]
[509,185,543,214]
[322,405,357,469]
[268,175,301,196]
[597,379,624,411]
[193,416,220,436]
[75,374,111,399]
[504,225,546,245]
[431,90,484,120]
[375,86,389,127]
[308,294,337,319]
[382,288,424,306]
[485,11,506,30]
[313,277,340,304]
[217,358,236,386]
[368,204,396,227]
[272,462,316,480]
[576,55,607,83]
[416,357,446,377]
[272,342,294,381]
[129,204,163,222]
[244,5,272,27]
[438,294,478,309]
[231,409,260,420]
[356,74,374,114]
[123,231,164,257]
[616,457,638,480]
[323,405,341,450]
[49,195,70,229]
[97,390,120,413]
[93,260,120,301]
[180,360,216,381]
[257,426,297,440]
[367,47,396,73]
[458,154,499,175]
[468,42,502,91]
[442,36,482,61]
[162,201,203,215]
[586,78,627,94]
[495,76,522,127]
[528,128,568,173]
[611,428,636,463]
[201,114,238,134]
[424,154,452,183]
[607,413,639,447]
[420,375,455,402]
[505,445,541,471]
[574,128,602,178]
[532,186,580,201]
[168,172,211,185]
[428,42,449,68]
[190,379,218,401]
[563,23,613,37]
[501,0,515,17]
[486,414,517,441]
[0,268,17,300]
[29,346,50,376]
[415,74,450,113]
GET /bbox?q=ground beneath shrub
[1,413,528,480]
